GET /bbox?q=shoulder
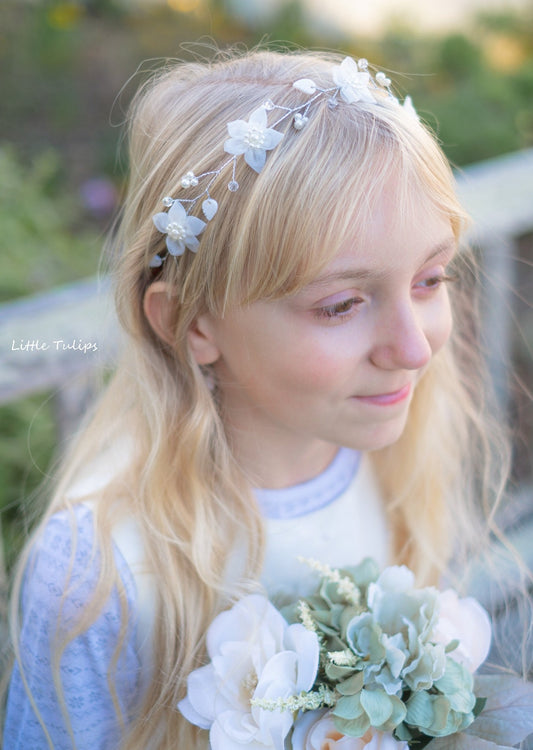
[5,505,145,747]
[22,503,138,635]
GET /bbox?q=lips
[353,383,412,406]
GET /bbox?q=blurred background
[1,0,532,584]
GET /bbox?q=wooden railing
[2,149,533,421]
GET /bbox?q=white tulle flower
[432,589,492,673]
[178,594,320,750]
[292,710,408,750]
[332,57,376,105]
[152,200,206,256]
[224,107,285,173]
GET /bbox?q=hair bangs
[214,97,461,309]
[212,104,399,309]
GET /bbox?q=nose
[369,302,433,371]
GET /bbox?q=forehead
[364,180,452,245]
[308,182,455,286]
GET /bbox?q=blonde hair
[8,49,511,748]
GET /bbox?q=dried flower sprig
[297,556,360,606]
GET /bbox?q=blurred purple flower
[79,177,117,218]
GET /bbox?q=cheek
[427,295,454,355]
[242,336,350,400]
[279,333,356,391]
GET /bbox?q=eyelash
[314,297,363,319]
[314,273,458,320]
[415,273,458,290]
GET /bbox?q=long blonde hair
[8,49,511,748]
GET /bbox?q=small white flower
[152,200,206,256]
[432,589,492,673]
[224,106,285,173]
[332,57,377,105]
[178,594,320,750]
[292,710,408,749]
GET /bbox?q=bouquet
[178,558,533,749]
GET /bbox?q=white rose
[178,594,320,750]
[432,589,492,672]
[292,710,408,750]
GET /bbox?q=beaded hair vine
[149,56,417,268]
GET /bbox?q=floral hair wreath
[149,56,417,269]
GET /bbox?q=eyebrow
[306,237,457,289]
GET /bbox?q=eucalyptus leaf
[405,734,435,749]
[325,662,358,681]
[445,639,460,654]
[394,723,414,741]
[472,697,487,718]
[339,605,361,636]
[314,621,339,637]
[426,734,513,749]
[379,694,407,731]
[344,557,380,588]
[332,712,370,738]
[464,674,533,745]
[280,601,300,624]
[360,687,394,725]
[324,634,350,652]
[332,694,364,720]
[336,671,364,696]
[306,595,328,610]
[435,659,473,696]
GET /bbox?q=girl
[3,49,512,748]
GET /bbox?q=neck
[224,421,339,490]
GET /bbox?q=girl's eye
[314,297,363,319]
[415,273,458,291]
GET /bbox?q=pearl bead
[166,221,187,241]
[181,171,198,188]
[293,114,308,130]
[244,126,266,148]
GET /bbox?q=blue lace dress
[3,448,389,748]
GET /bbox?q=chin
[346,417,410,452]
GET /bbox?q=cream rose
[432,589,492,673]
[291,710,408,750]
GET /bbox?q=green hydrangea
[283,558,478,741]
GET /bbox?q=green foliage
[0,394,57,573]
[0,145,101,303]
[438,34,481,78]
[354,10,533,164]
[0,143,101,573]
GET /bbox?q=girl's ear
[143,281,221,364]
[143,281,176,347]
[186,315,221,365]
